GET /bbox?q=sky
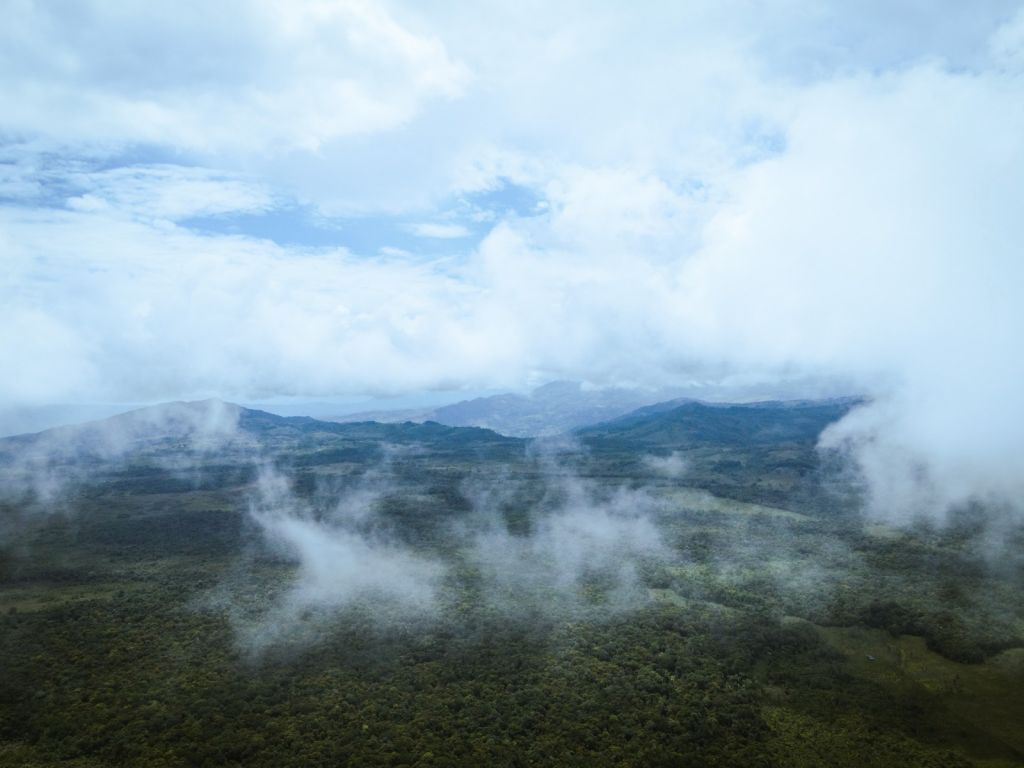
[3,0,1024,517]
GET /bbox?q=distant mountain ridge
[0,396,863,475]
[329,381,697,437]
[0,399,521,466]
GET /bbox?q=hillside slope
[578,398,860,450]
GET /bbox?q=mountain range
[0,393,861,458]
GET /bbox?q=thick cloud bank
[678,65,1024,520]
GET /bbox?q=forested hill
[0,401,525,504]
[571,398,863,510]
[0,397,862,462]
[0,400,521,460]
[576,398,861,451]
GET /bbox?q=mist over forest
[3,2,1024,767]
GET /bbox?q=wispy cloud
[64,165,276,222]
[409,222,470,239]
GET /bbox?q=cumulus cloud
[0,0,468,153]
[678,64,1024,520]
[0,205,487,404]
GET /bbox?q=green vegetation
[1,402,1021,766]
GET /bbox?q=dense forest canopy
[1,400,1021,767]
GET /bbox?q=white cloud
[0,201,529,404]
[677,64,1024,519]
[0,0,469,153]
[990,6,1024,71]
[64,165,275,221]
[248,467,441,620]
[3,2,1024,522]
[409,222,470,238]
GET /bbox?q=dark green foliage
[578,399,856,449]
[0,401,1021,767]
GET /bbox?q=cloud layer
[4,1,1024,519]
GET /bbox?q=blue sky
[182,178,542,253]
[3,1,1024,514]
